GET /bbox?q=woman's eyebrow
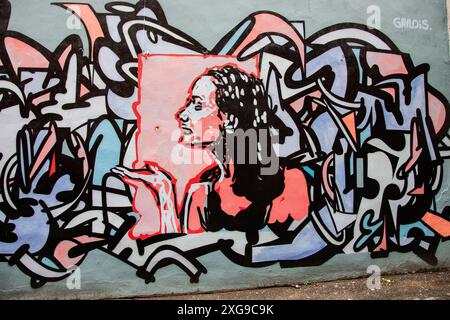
[191,95,203,102]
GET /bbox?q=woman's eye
[194,105,202,111]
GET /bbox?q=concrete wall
[0,0,449,299]
[448,0,450,53]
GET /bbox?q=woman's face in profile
[176,76,224,146]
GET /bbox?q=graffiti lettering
[0,0,449,289]
[393,17,431,30]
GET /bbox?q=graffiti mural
[0,0,449,288]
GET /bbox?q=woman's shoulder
[198,165,222,183]
[269,167,311,224]
[283,167,308,181]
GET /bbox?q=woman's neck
[208,139,235,181]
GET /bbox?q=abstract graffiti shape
[0,1,449,288]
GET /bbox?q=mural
[0,0,449,288]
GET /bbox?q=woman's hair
[202,65,291,229]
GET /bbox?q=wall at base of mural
[0,0,449,289]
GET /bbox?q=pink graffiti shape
[422,212,450,238]
[60,3,104,60]
[231,13,305,72]
[4,36,49,75]
[58,43,73,68]
[366,51,408,76]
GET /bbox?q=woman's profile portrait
[112,65,311,239]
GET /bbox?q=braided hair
[200,65,290,231]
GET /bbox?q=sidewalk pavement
[140,269,450,300]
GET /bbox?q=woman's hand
[111,164,173,193]
[111,164,179,235]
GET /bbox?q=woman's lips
[181,126,193,135]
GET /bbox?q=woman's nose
[177,106,190,123]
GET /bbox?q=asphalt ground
[143,269,450,300]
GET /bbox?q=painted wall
[0,0,449,299]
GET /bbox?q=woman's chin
[179,135,199,146]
